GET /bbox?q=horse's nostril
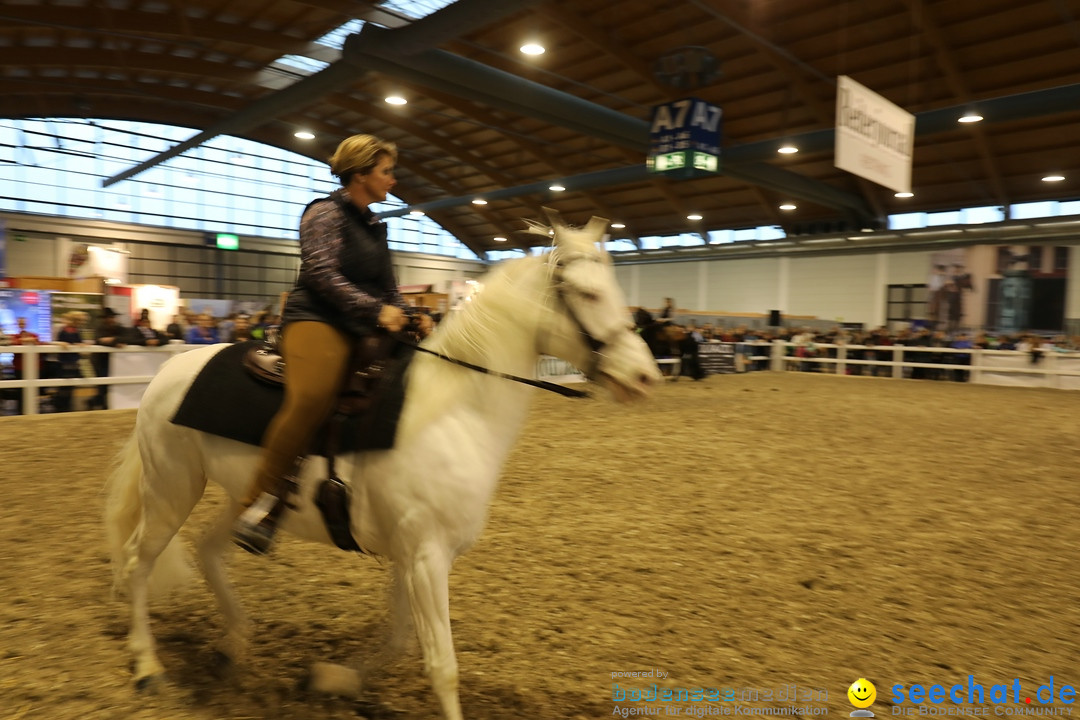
[639,372,654,386]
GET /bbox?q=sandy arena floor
[1,371,1078,720]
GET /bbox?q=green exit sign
[647,150,720,177]
[215,233,239,250]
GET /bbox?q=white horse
[104,210,661,720]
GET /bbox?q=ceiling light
[548,184,565,192]
[494,236,507,242]
[472,198,488,205]
[408,210,425,217]
[1042,175,1065,182]
[958,114,983,123]
[520,43,545,55]
[779,203,797,211]
[611,222,626,229]
[294,130,315,140]
[385,95,407,105]
[777,145,799,154]
[895,191,914,198]
[686,213,703,221]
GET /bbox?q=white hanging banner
[835,75,915,193]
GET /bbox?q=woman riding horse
[233,133,432,555]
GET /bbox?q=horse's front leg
[404,542,463,720]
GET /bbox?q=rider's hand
[416,313,435,337]
[377,304,407,333]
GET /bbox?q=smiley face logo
[848,678,877,709]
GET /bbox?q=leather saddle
[240,331,415,554]
[242,332,402,417]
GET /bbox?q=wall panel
[787,255,878,324]
[705,257,781,314]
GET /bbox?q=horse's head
[531,208,661,402]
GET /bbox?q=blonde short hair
[328,134,398,186]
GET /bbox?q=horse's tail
[104,432,195,598]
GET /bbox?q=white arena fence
[761,341,1080,390]
[3,341,1076,416]
[0,344,585,416]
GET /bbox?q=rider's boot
[232,473,300,556]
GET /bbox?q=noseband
[551,254,629,379]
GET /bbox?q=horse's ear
[542,207,565,232]
[584,215,610,240]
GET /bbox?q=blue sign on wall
[647,97,722,178]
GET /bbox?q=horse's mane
[399,214,609,440]
[399,255,549,439]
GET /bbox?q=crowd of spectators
[674,321,1080,381]
[0,306,281,414]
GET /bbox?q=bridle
[549,253,629,380]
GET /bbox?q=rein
[392,332,590,399]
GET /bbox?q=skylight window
[270,19,364,75]
[275,54,330,74]
[378,0,456,20]
[315,18,366,49]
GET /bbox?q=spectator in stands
[792,327,816,372]
[950,332,974,382]
[91,307,125,410]
[53,311,86,412]
[185,313,220,344]
[127,316,165,346]
[10,317,40,414]
[217,312,236,341]
[229,314,253,342]
[164,314,185,341]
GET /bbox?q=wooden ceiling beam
[0,5,318,56]
[419,86,641,247]
[899,0,1009,208]
[537,4,674,99]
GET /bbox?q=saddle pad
[171,340,412,454]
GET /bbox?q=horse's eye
[577,290,600,302]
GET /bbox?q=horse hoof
[307,662,362,698]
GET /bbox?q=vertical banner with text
[835,75,915,193]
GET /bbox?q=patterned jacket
[282,189,408,338]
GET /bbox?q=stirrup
[232,477,299,556]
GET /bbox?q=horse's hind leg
[126,461,207,689]
[198,501,252,670]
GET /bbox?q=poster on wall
[0,289,50,340]
[927,248,974,333]
[49,292,105,342]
